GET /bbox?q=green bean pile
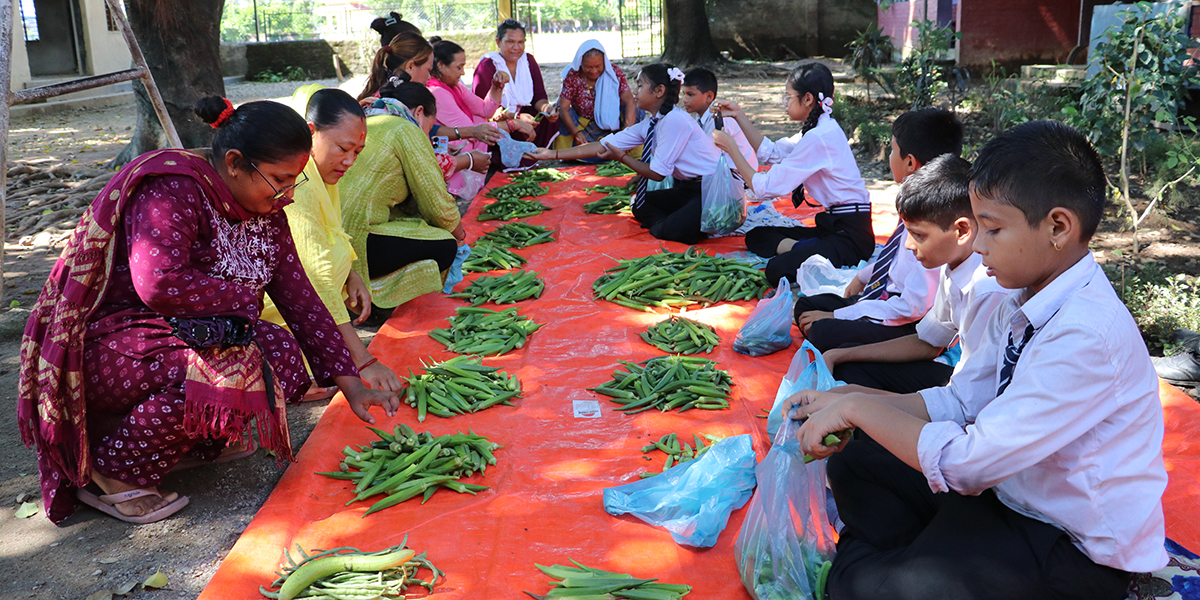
[400,355,523,420]
[260,541,441,600]
[592,247,770,311]
[531,561,692,599]
[478,222,555,248]
[590,355,733,414]
[428,307,542,356]
[638,432,725,478]
[582,194,632,215]
[463,241,528,272]
[484,181,549,201]
[640,316,720,354]
[596,160,636,177]
[584,184,633,196]
[510,168,570,184]
[448,270,545,305]
[317,423,502,516]
[476,197,551,221]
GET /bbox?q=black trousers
[827,439,1132,600]
[366,234,457,280]
[834,359,954,394]
[793,293,917,353]
[632,178,706,245]
[744,210,875,284]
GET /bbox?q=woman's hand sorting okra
[447,270,545,305]
[640,316,721,354]
[315,423,502,516]
[400,355,523,420]
[590,355,733,414]
[429,307,542,357]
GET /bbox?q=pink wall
[878,1,939,56]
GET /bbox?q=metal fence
[222,2,498,43]
[617,0,663,58]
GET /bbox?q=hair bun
[194,96,235,127]
[428,35,443,45]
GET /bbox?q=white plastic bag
[796,254,860,297]
[734,277,795,357]
[734,415,837,600]
[766,340,843,440]
[700,155,747,234]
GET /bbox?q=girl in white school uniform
[713,62,875,284]
[526,63,721,244]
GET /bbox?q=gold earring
[1053,241,1061,251]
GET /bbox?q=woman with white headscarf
[471,18,557,148]
[555,40,637,150]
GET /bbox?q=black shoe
[1153,353,1200,387]
[1176,328,1200,353]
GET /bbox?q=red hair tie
[381,44,391,53]
[211,98,235,129]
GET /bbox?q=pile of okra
[401,356,523,420]
[317,424,501,517]
[593,247,770,311]
[591,355,733,413]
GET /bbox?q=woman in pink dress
[426,38,507,199]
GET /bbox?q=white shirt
[696,111,759,171]
[601,107,719,181]
[914,252,1007,373]
[918,253,1167,573]
[833,227,939,326]
[751,114,870,207]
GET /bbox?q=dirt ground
[1,61,1197,599]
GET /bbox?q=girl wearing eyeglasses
[712,62,875,285]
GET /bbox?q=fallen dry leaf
[14,501,38,518]
[142,570,168,589]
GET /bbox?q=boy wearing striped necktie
[787,121,1165,600]
[793,108,963,352]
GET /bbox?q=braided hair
[788,62,834,134]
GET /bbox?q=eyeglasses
[781,93,800,108]
[251,162,308,200]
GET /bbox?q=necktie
[633,115,659,209]
[860,224,906,301]
[996,323,1036,396]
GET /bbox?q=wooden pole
[103,0,182,149]
[1,0,13,304]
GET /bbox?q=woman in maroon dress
[472,18,558,147]
[18,96,398,525]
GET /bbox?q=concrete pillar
[7,0,32,92]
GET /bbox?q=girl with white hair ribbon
[555,40,638,151]
[712,61,875,285]
[526,63,721,245]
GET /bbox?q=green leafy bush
[846,26,895,102]
[1106,262,1200,352]
[253,66,309,83]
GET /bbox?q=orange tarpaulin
[199,166,1200,600]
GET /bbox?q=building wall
[958,0,1080,69]
[8,0,32,91]
[878,0,939,58]
[78,0,131,76]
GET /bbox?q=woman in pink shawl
[426,37,506,199]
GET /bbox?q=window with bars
[18,0,40,41]
[105,3,120,31]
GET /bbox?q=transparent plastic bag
[734,415,837,600]
[701,155,747,234]
[796,254,860,297]
[766,340,843,440]
[734,277,795,357]
[497,130,537,168]
[442,244,472,294]
[602,435,757,548]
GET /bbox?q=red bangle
[357,357,378,371]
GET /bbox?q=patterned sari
[18,149,357,522]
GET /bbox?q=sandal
[301,384,337,403]
[170,441,257,473]
[76,486,189,525]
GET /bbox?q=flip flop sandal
[76,486,189,525]
[301,385,338,403]
[170,442,258,473]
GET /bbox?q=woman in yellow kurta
[340,81,466,310]
[262,85,402,393]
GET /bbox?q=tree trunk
[661,0,721,67]
[112,0,226,166]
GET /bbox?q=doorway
[20,0,85,76]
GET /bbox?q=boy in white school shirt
[787,121,1166,599]
[680,68,758,171]
[821,154,1007,394]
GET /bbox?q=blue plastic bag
[735,415,837,600]
[442,244,471,294]
[700,154,747,234]
[734,278,795,357]
[766,340,844,440]
[602,435,757,548]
